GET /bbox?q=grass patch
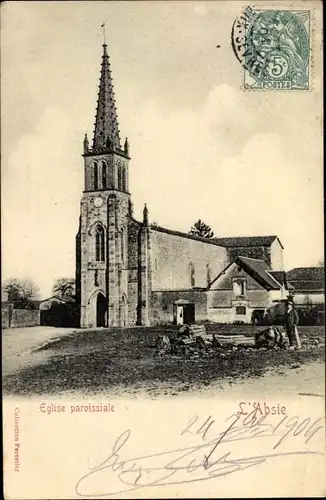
[3,325,324,397]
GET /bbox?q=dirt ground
[2,324,325,398]
[2,326,78,376]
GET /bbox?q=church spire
[92,42,121,151]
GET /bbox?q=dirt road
[2,326,78,376]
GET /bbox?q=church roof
[92,44,121,151]
[149,225,224,246]
[213,235,283,248]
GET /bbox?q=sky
[1,1,323,299]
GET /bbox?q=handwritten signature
[75,409,324,497]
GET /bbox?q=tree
[189,219,214,238]
[3,277,40,309]
[52,278,75,298]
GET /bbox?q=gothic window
[95,225,105,262]
[122,167,126,191]
[101,161,107,189]
[93,162,98,190]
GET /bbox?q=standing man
[284,301,300,349]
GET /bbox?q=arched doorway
[96,293,107,327]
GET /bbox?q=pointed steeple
[92,44,121,151]
[124,137,130,156]
[83,133,89,154]
[143,203,149,226]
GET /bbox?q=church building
[75,43,287,328]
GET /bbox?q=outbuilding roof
[286,267,324,293]
[209,256,283,291]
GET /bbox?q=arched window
[95,225,105,262]
[101,161,107,189]
[93,162,98,190]
[120,229,125,264]
[118,165,122,190]
[122,167,126,191]
[189,262,195,287]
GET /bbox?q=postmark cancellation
[232,6,311,91]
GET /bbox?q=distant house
[207,256,287,324]
[39,295,76,310]
[286,267,324,306]
[40,295,78,327]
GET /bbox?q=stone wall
[208,261,271,324]
[127,218,141,325]
[151,289,208,324]
[150,229,228,291]
[270,239,284,270]
[2,308,9,328]
[3,309,40,328]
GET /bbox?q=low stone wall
[2,309,9,329]
[3,309,40,328]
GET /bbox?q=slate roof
[213,235,283,248]
[148,227,284,251]
[209,256,283,291]
[269,271,287,286]
[286,267,324,293]
[237,256,283,290]
[150,225,224,246]
[286,267,324,281]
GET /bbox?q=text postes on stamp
[232,7,310,90]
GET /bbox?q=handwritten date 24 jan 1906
[75,409,325,497]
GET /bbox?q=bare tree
[189,219,214,238]
[3,277,40,309]
[3,278,21,302]
[52,278,75,298]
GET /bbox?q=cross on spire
[101,22,106,45]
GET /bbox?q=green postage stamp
[232,7,311,90]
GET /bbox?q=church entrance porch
[96,293,107,327]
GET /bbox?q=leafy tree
[189,219,214,238]
[52,278,75,298]
[3,277,40,309]
[150,221,159,229]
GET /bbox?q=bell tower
[76,42,131,328]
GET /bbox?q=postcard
[2,1,324,498]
